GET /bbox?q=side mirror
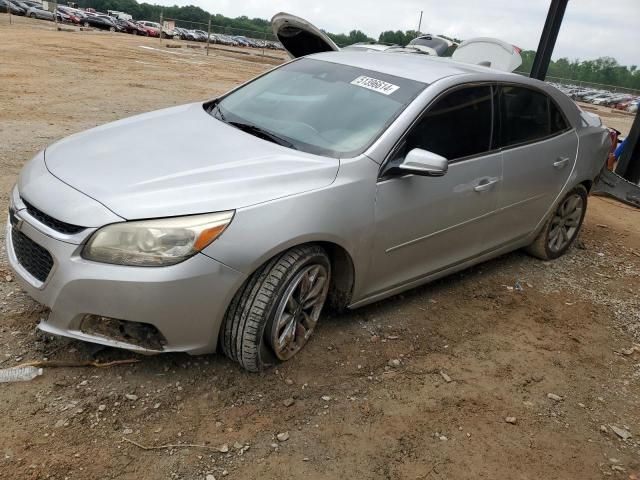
[397,148,448,177]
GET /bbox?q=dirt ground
[1,17,639,480]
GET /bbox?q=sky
[157,0,640,67]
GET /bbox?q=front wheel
[109,26,115,32]
[83,21,89,27]
[525,185,588,260]
[221,245,331,372]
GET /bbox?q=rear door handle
[553,157,570,169]
[473,178,500,192]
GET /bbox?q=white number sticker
[350,76,400,95]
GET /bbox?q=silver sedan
[8,51,611,371]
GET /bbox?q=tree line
[519,51,640,90]
[72,0,639,90]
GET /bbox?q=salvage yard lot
[1,17,640,480]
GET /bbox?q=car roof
[308,50,521,84]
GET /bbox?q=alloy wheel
[269,264,329,360]
[548,193,584,252]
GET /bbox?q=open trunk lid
[271,12,339,58]
[451,37,522,72]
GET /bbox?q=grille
[11,228,54,282]
[22,199,85,235]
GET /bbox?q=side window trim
[379,82,498,179]
[495,82,574,152]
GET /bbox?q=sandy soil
[1,17,639,480]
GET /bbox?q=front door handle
[553,157,571,169]
[474,178,500,192]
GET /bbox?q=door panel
[363,84,503,298]
[491,85,578,243]
[496,131,577,241]
[366,152,502,297]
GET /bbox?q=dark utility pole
[530,0,569,80]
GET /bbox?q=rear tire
[525,185,588,260]
[221,245,331,372]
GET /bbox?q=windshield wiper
[228,121,297,150]
[209,101,226,121]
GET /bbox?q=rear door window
[498,85,569,147]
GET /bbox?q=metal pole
[530,0,569,81]
[54,1,58,30]
[262,31,266,57]
[206,15,211,56]
[7,0,11,25]
[417,10,423,36]
[159,10,163,45]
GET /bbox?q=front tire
[221,245,331,372]
[525,185,588,260]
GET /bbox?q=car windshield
[210,58,426,157]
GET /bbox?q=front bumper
[6,207,246,355]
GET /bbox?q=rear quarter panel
[575,121,611,186]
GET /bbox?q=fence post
[262,31,266,57]
[206,15,211,56]
[7,0,11,24]
[159,10,163,45]
[54,1,58,30]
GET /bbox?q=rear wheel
[525,185,588,260]
[221,245,331,372]
[109,26,115,32]
[83,20,89,27]
[30,12,36,18]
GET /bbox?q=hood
[44,103,339,220]
[271,12,339,58]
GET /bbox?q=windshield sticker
[350,76,400,95]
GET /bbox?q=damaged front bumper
[6,195,246,354]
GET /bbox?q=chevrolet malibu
[8,51,610,371]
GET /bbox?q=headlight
[82,211,234,266]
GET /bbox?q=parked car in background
[4,0,26,14]
[26,5,54,20]
[17,0,41,7]
[136,20,160,37]
[113,17,147,35]
[57,5,85,24]
[81,14,117,31]
[192,30,209,41]
[55,8,72,22]
[5,0,27,15]
[173,26,190,40]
